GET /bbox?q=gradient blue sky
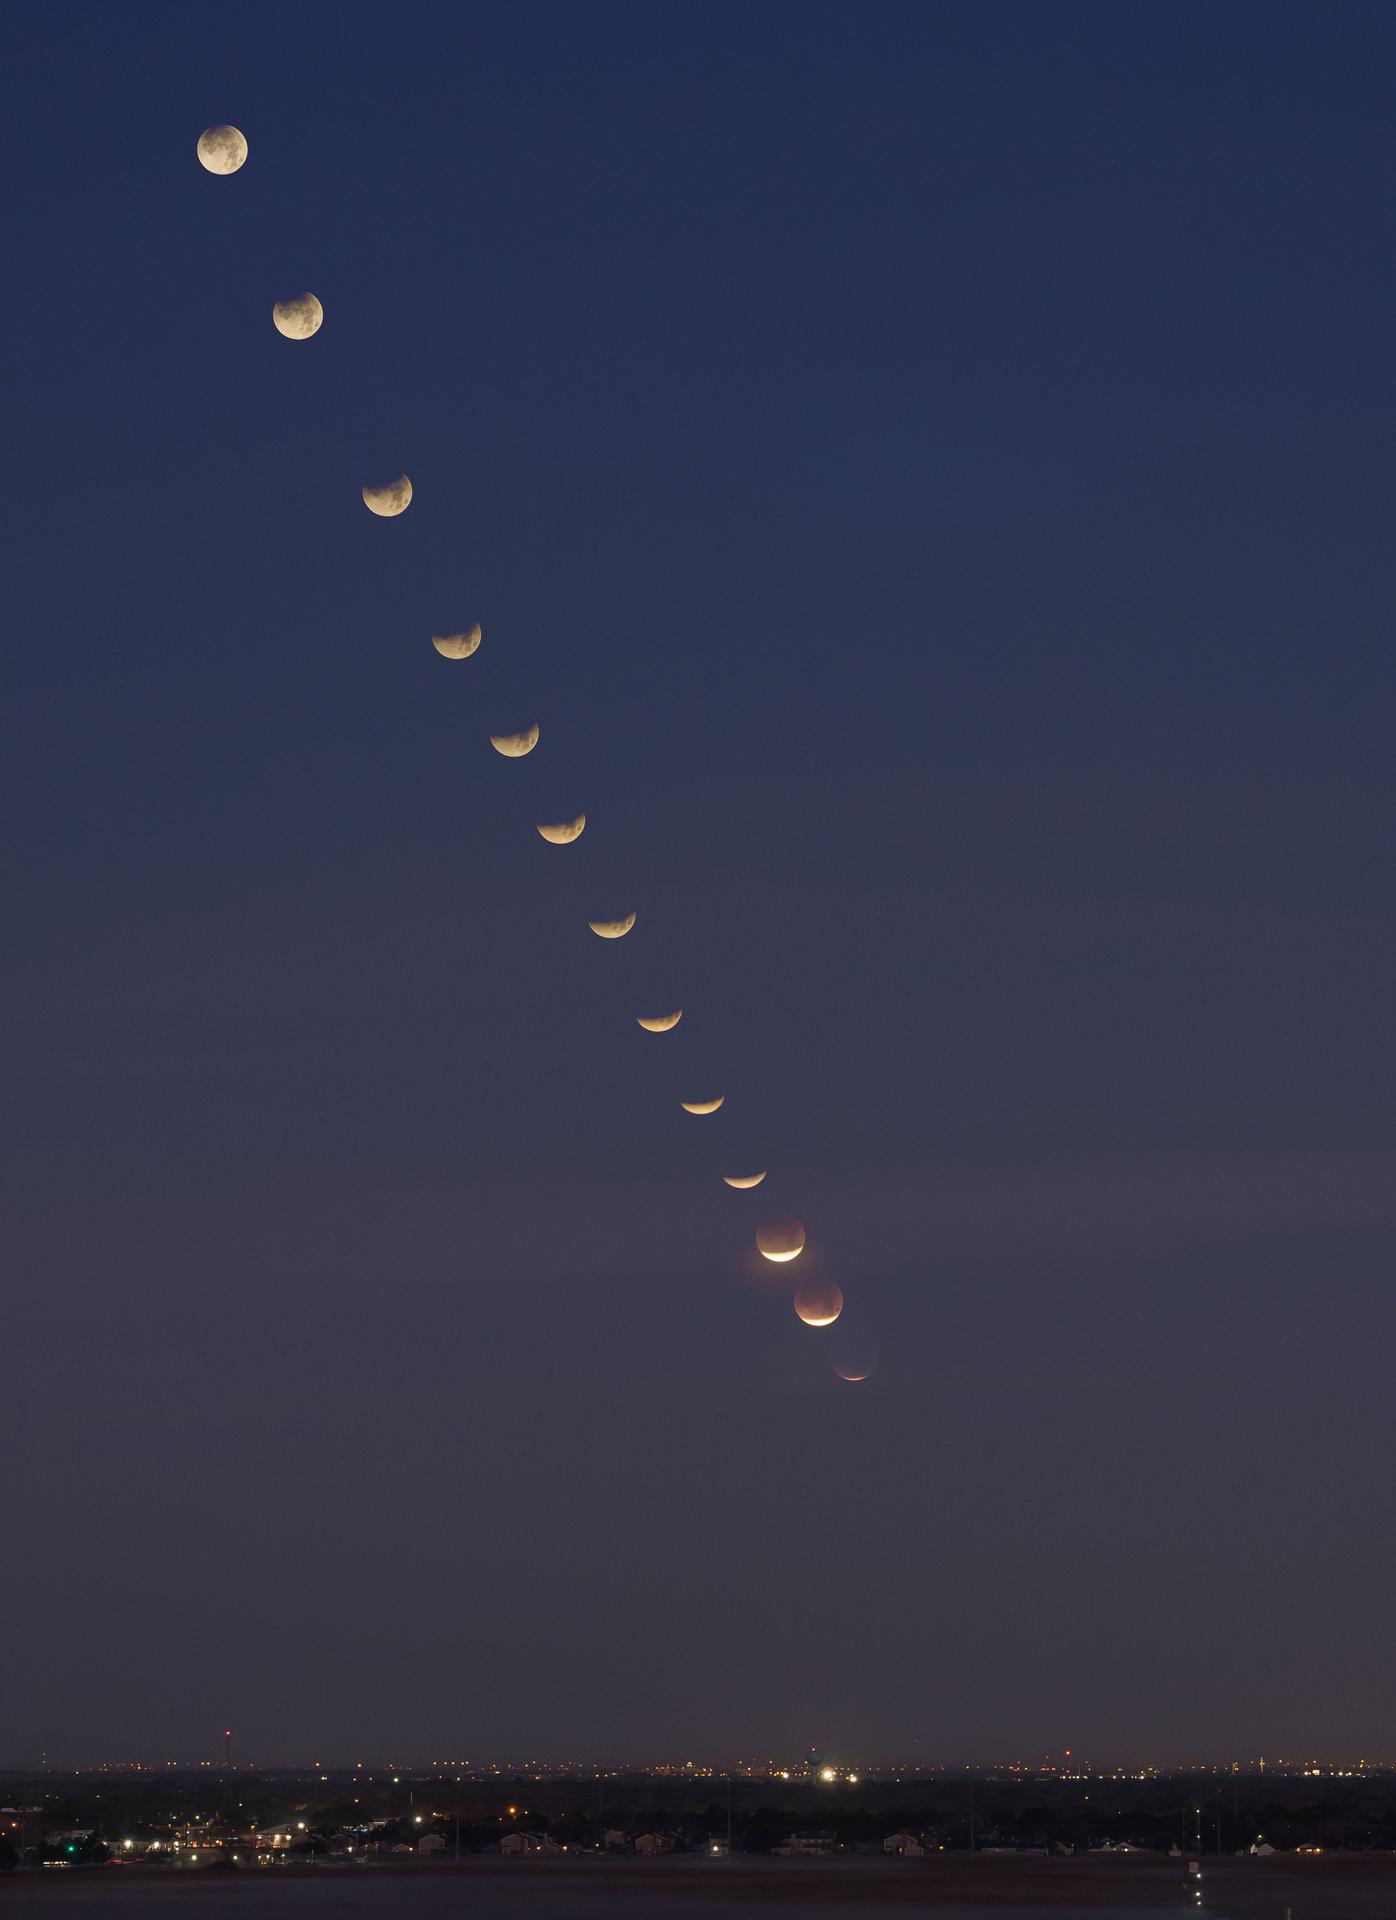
[4,0,1395,1765]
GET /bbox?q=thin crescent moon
[588,914,635,939]
[363,475,413,517]
[681,1097,724,1114]
[272,293,323,340]
[636,1011,682,1032]
[722,1172,767,1189]
[197,125,247,175]
[537,814,585,844]
[433,626,481,660]
[491,725,540,757]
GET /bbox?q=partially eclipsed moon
[272,293,323,340]
[363,475,412,517]
[432,626,481,660]
[637,1011,682,1032]
[831,1334,879,1382]
[722,1172,766,1189]
[681,1097,724,1114]
[197,125,247,175]
[588,914,635,939]
[794,1279,843,1327]
[491,725,540,757]
[756,1220,806,1263]
[537,814,585,844]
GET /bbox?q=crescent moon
[831,1337,879,1382]
[537,814,585,844]
[363,475,413,517]
[681,1097,724,1114]
[722,1172,766,1189]
[794,1280,844,1328]
[272,293,323,340]
[197,125,247,175]
[588,914,635,939]
[491,725,540,757]
[636,1011,682,1032]
[432,626,481,660]
[756,1220,806,1264]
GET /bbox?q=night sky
[6,1,1396,1766]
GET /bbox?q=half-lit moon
[197,125,247,175]
[537,814,585,844]
[432,626,481,660]
[722,1172,766,1189]
[756,1220,806,1264]
[681,1097,724,1114]
[637,1011,682,1032]
[588,914,635,939]
[794,1279,843,1327]
[272,293,323,340]
[491,725,540,757]
[831,1333,879,1382]
[363,475,413,517]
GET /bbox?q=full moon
[588,914,635,939]
[794,1279,844,1327]
[636,1011,682,1032]
[432,626,481,660]
[272,293,323,340]
[681,1097,724,1114]
[537,814,585,844]
[722,1172,766,1189]
[491,725,540,757]
[197,125,247,175]
[363,476,413,517]
[756,1220,806,1264]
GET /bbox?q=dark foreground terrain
[3,1854,1394,1919]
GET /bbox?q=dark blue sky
[5,0,1396,1765]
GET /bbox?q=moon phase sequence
[491,725,540,757]
[537,815,585,844]
[363,476,413,517]
[432,626,482,660]
[192,122,865,1390]
[197,125,247,174]
[272,293,322,340]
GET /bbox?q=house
[417,1833,445,1854]
[775,1832,835,1857]
[634,1832,675,1855]
[500,1831,563,1856]
[883,1831,931,1856]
